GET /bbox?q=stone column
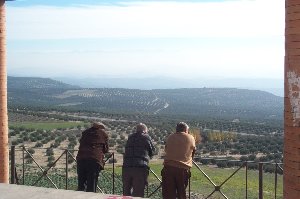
[284,0,300,198]
[0,0,8,184]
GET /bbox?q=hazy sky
[7,0,284,79]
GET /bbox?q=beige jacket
[164,132,196,169]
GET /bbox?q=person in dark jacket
[76,122,109,192]
[122,123,155,197]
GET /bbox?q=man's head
[176,122,189,133]
[92,122,106,129]
[136,123,148,134]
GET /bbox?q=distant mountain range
[8,76,79,89]
[54,77,284,97]
[7,76,283,122]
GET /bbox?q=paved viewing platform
[0,184,145,199]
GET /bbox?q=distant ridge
[8,76,79,89]
[7,76,283,122]
[55,77,284,97]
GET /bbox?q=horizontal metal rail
[192,159,283,199]
[147,168,162,198]
[10,146,115,194]
[10,146,283,199]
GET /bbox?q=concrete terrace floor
[0,183,145,199]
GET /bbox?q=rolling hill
[7,76,283,122]
[8,76,79,89]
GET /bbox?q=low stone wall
[0,183,145,199]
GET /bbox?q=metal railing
[146,168,162,198]
[10,146,116,194]
[192,159,283,199]
[10,146,283,198]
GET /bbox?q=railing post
[65,149,68,190]
[22,146,25,185]
[146,184,149,197]
[259,163,263,199]
[188,173,191,199]
[275,163,278,199]
[245,161,248,199]
[10,146,15,184]
[112,152,115,194]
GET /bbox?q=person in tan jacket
[76,122,109,192]
[161,122,196,199]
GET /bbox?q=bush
[28,148,35,154]
[217,161,227,168]
[10,131,16,136]
[264,165,275,173]
[200,159,210,165]
[30,136,37,142]
[248,163,258,170]
[210,159,216,165]
[23,136,29,141]
[202,149,209,154]
[240,148,249,155]
[248,154,256,161]
[35,142,43,147]
[259,156,268,162]
[240,156,248,162]
[25,154,31,159]
[47,162,56,167]
[227,161,236,167]
[48,156,55,162]
[116,148,124,154]
[42,139,49,144]
[46,148,54,156]
[51,142,60,148]
[68,158,75,164]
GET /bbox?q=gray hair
[176,122,189,133]
[136,123,148,133]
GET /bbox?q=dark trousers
[161,165,190,199]
[122,167,149,197]
[77,159,101,192]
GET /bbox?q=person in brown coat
[76,122,109,192]
[161,122,196,199]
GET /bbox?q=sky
[6,0,285,79]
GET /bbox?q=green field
[107,162,283,199]
[9,121,85,131]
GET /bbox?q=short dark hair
[176,122,189,133]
